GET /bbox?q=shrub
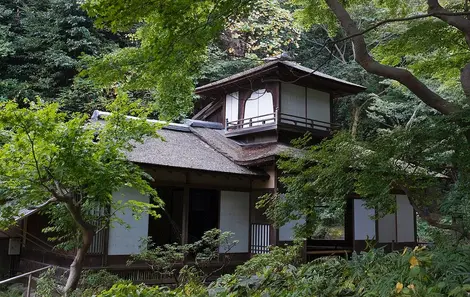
[129,229,238,286]
[0,284,23,297]
[69,270,122,297]
[36,267,59,297]
[97,245,470,297]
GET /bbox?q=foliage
[259,101,470,237]
[0,285,23,297]
[81,0,255,120]
[36,268,122,297]
[129,229,238,286]
[97,245,470,297]
[36,267,58,297]
[67,270,122,297]
[0,0,119,107]
[0,94,160,241]
[97,282,170,297]
[221,0,301,58]
[0,94,163,291]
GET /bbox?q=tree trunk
[62,200,96,295]
[350,103,361,139]
[64,228,94,294]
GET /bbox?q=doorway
[188,189,219,243]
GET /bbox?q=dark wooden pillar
[182,186,190,244]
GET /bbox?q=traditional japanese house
[1,61,417,282]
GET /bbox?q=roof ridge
[189,127,243,163]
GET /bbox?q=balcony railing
[251,223,271,254]
[225,109,339,132]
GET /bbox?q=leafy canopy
[0,94,161,247]
[0,0,118,104]
[82,0,254,120]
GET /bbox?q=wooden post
[26,274,32,297]
[182,187,190,244]
[22,217,28,247]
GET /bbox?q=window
[243,89,274,127]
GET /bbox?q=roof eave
[195,60,367,96]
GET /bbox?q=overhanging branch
[335,10,470,45]
[324,0,462,115]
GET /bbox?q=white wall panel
[108,187,149,255]
[307,88,330,129]
[280,83,305,117]
[378,213,396,243]
[219,191,250,253]
[396,195,415,242]
[353,199,376,240]
[225,92,239,122]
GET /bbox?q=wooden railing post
[225,118,228,131]
[26,274,32,297]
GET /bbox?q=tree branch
[427,0,470,47]
[324,0,462,115]
[64,202,94,233]
[334,10,470,45]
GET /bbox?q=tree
[269,0,470,235]
[199,0,301,85]
[81,0,255,120]
[0,95,161,293]
[0,0,122,113]
[81,0,470,234]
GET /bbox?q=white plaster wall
[225,92,239,122]
[279,218,305,241]
[396,195,415,242]
[353,199,376,240]
[108,187,149,255]
[307,88,330,130]
[243,89,274,127]
[219,191,250,253]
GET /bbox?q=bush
[36,267,59,297]
[0,284,23,297]
[69,270,122,297]
[97,245,470,297]
[129,229,238,286]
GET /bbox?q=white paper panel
[225,92,239,122]
[378,212,396,243]
[244,89,274,126]
[280,83,305,117]
[353,199,376,240]
[219,191,250,253]
[396,195,415,242]
[108,187,149,255]
[307,88,330,129]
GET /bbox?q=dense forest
[1,0,470,296]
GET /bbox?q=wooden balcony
[225,109,339,137]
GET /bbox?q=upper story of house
[193,60,366,144]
